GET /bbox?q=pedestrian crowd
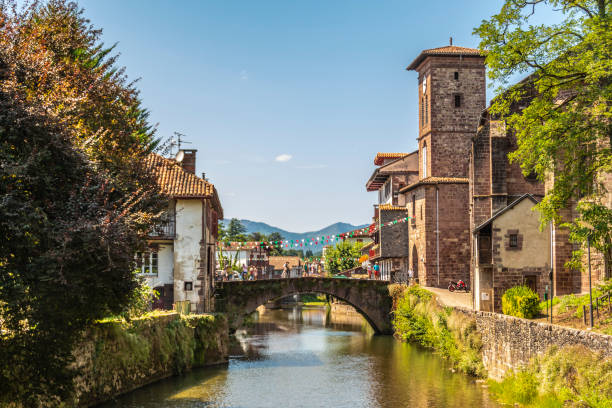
[217,260,324,281]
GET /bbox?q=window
[454,71,459,80]
[412,195,416,218]
[509,234,518,248]
[454,94,462,108]
[184,281,193,291]
[525,171,538,181]
[136,251,158,275]
[422,144,427,178]
[384,180,391,200]
[425,94,428,124]
[421,97,424,127]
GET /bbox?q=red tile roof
[399,177,469,193]
[378,204,407,211]
[268,256,301,270]
[146,153,223,216]
[374,152,409,166]
[407,45,484,70]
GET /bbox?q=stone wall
[73,312,228,407]
[472,310,612,380]
[380,208,409,258]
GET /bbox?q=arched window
[422,143,428,178]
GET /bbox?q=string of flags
[220,215,413,250]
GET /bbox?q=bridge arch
[214,278,393,334]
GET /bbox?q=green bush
[502,286,540,319]
[392,285,485,377]
[489,345,612,407]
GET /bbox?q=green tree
[281,249,304,257]
[0,0,165,403]
[248,231,266,242]
[267,232,284,256]
[218,222,228,243]
[226,218,247,242]
[325,241,364,275]
[305,250,314,258]
[475,0,612,276]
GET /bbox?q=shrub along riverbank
[488,346,612,407]
[72,312,228,406]
[390,285,485,377]
[391,285,612,407]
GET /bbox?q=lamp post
[587,234,594,328]
[549,222,554,324]
[549,269,553,324]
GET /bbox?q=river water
[102,306,497,408]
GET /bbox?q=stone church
[391,43,608,311]
[399,44,486,288]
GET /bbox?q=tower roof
[406,45,484,71]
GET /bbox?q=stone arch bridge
[214,278,393,334]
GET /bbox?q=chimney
[180,149,197,174]
[201,172,208,181]
[450,37,453,46]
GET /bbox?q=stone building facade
[469,85,610,308]
[365,152,418,280]
[468,108,552,311]
[397,45,486,287]
[472,195,551,311]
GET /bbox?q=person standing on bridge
[303,262,308,277]
[373,262,380,280]
[281,262,289,278]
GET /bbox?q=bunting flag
[219,215,413,250]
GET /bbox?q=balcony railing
[369,244,380,259]
[149,215,176,239]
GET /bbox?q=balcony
[149,215,176,239]
[369,244,380,260]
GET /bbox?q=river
[101,306,497,408]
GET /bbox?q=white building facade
[141,150,223,313]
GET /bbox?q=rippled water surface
[101,306,497,408]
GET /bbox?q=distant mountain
[220,219,369,249]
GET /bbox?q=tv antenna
[170,131,192,155]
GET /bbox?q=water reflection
[101,306,497,408]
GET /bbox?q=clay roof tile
[407,45,484,70]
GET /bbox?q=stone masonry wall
[73,313,228,407]
[407,187,428,282]
[380,209,409,258]
[426,58,486,178]
[422,183,471,287]
[472,310,612,380]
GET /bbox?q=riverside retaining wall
[72,312,228,407]
[464,309,612,380]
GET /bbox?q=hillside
[219,219,369,248]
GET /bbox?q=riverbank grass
[391,285,485,377]
[301,293,329,307]
[488,345,612,407]
[536,279,612,334]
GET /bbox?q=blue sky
[77,0,518,232]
